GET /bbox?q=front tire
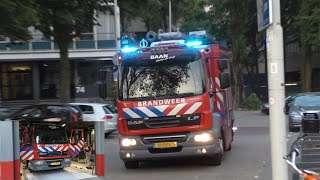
[124,161,139,169]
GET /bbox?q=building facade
[0,11,117,107]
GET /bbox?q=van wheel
[124,161,139,169]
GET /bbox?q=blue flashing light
[121,45,138,53]
[186,40,203,47]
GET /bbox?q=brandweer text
[138,98,186,107]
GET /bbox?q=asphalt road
[89,110,273,180]
[27,111,297,180]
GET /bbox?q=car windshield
[35,128,68,144]
[104,104,117,113]
[119,57,206,100]
[294,95,320,106]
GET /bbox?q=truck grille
[39,151,68,157]
[145,116,180,128]
[126,114,201,130]
[141,133,189,144]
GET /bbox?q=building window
[40,62,59,99]
[1,63,33,100]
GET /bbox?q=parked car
[287,92,320,132]
[3,104,82,122]
[261,95,296,115]
[70,103,118,137]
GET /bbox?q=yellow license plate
[51,162,61,166]
[154,142,177,148]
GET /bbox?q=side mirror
[218,59,229,70]
[113,65,118,72]
[220,72,231,89]
[284,102,292,115]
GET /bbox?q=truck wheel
[124,161,139,169]
[205,139,223,166]
[225,144,232,151]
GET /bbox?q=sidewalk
[69,160,96,175]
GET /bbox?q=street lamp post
[114,0,121,54]
[169,0,172,32]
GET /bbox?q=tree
[33,0,108,103]
[294,0,320,92]
[119,0,203,32]
[0,0,36,41]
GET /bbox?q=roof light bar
[186,41,203,47]
[121,45,138,53]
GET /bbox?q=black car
[4,104,83,122]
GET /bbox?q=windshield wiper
[172,92,196,98]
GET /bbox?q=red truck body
[117,31,235,168]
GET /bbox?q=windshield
[35,128,68,144]
[294,95,320,106]
[119,57,206,100]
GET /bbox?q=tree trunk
[301,46,312,92]
[57,40,71,103]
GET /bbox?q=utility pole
[266,0,288,179]
[169,0,172,32]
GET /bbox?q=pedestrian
[84,143,92,165]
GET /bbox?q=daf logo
[187,115,200,121]
[127,120,144,125]
[150,54,168,60]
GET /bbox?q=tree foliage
[33,0,108,102]
[293,0,320,92]
[0,0,36,41]
[118,0,204,32]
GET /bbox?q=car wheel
[124,161,139,169]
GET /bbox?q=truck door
[69,129,85,157]
[20,126,35,161]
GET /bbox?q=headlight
[121,138,137,147]
[34,160,44,165]
[194,133,213,142]
[290,111,302,120]
[64,158,71,162]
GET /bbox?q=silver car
[287,92,320,132]
[70,103,118,137]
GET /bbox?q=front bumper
[28,158,71,171]
[120,131,221,161]
[289,117,302,128]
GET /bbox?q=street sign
[257,0,272,32]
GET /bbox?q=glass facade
[0,60,113,101]
[0,63,33,100]
[39,62,60,99]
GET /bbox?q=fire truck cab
[20,123,85,172]
[117,30,235,169]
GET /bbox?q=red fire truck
[117,30,235,169]
[20,123,85,172]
